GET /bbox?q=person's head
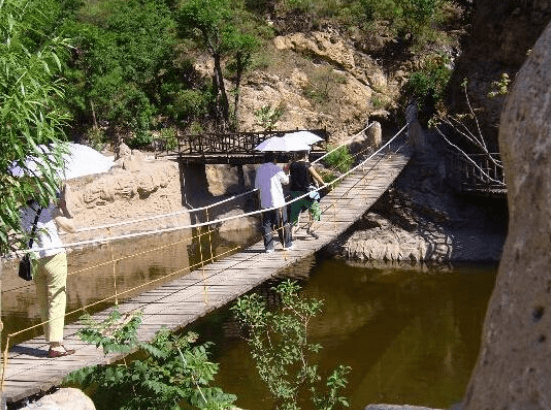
[298,150,309,160]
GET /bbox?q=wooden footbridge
[157,128,329,164]
[0,127,412,405]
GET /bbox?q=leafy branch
[232,280,351,410]
[66,306,236,410]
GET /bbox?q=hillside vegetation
[18,0,468,147]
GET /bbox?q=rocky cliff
[461,20,551,410]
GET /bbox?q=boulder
[461,21,551,410]
[20,388,95,410]
[365,406,442,410]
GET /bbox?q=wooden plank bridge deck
[1,145,412,404]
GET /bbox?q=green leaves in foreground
[232,280,351,410]
[66,307,236,410]
[0,0,70,256]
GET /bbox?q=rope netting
[0,124,409,389]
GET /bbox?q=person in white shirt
[20,185,76,358]
[254,153,293,253]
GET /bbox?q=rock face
[449,0,551,142]
[461,21,551,410]
[62,151,190,246]
[229,30,398,144]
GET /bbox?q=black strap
[28,207,42,248]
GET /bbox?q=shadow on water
[189,257,497,410]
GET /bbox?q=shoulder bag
[18,207,42,281]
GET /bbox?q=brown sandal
[48,346,75,358]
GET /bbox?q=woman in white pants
[21,187,76,358]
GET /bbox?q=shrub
[66,307,236,410]
[232,280,351,410]
[254,104,286,131]
[158,127,179,151]
[324,145,354,174]
[303,66,347,111]
[407,52,452,107]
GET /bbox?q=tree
[0,0,70,256]
[63,0,178,146]
[177,0,259,130]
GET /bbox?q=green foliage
[488,73,510,99]
[77,307,143,355]
[323,145,354,174]
[371,93,391,110]
[87,127,108,152]
[254,104,286,131]
[318,169,338,185]
[63,0,178,141]
[232,280,351,410]
[407,52,452,106]
[166,88,212,122]
[67,306,236,410]
[157,127,179,151]
[0,0,71,255]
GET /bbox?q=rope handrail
[72,123,375,234]
[1,124,410,393]
[3,124,407,258]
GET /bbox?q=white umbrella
[282,130,323,146]
[254,136,311,152]
[10,142,114,180]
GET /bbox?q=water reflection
[190,258,497,410]
[1,227,259,348]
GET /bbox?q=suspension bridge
[0,126,412,405]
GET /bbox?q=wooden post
[107,227,118,305]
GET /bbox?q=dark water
[2,229,497,410]
[190,257,497,410]
[0,227,250,347]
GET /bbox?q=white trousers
[33,253,68,343]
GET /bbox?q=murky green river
[1,228,497,409]
[190,257,497,410]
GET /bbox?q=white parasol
[282,130,323,146]
[10,142,115,180]
[254,136,311,152]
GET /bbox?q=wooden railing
[447,149,507,196]
[157,128,328,164]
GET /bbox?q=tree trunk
[213,52,230,128]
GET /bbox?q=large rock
[274,32,356,70]
[63,155,190,243]
[461,21,551,410]
[21,388,95,410]
[449,0,551,142]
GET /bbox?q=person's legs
[289,191,306,227]
[306,200,322,239]
[34,252,74,356]
[33,256,51,335]
[276,207,293,249]
[261,210,276,252]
